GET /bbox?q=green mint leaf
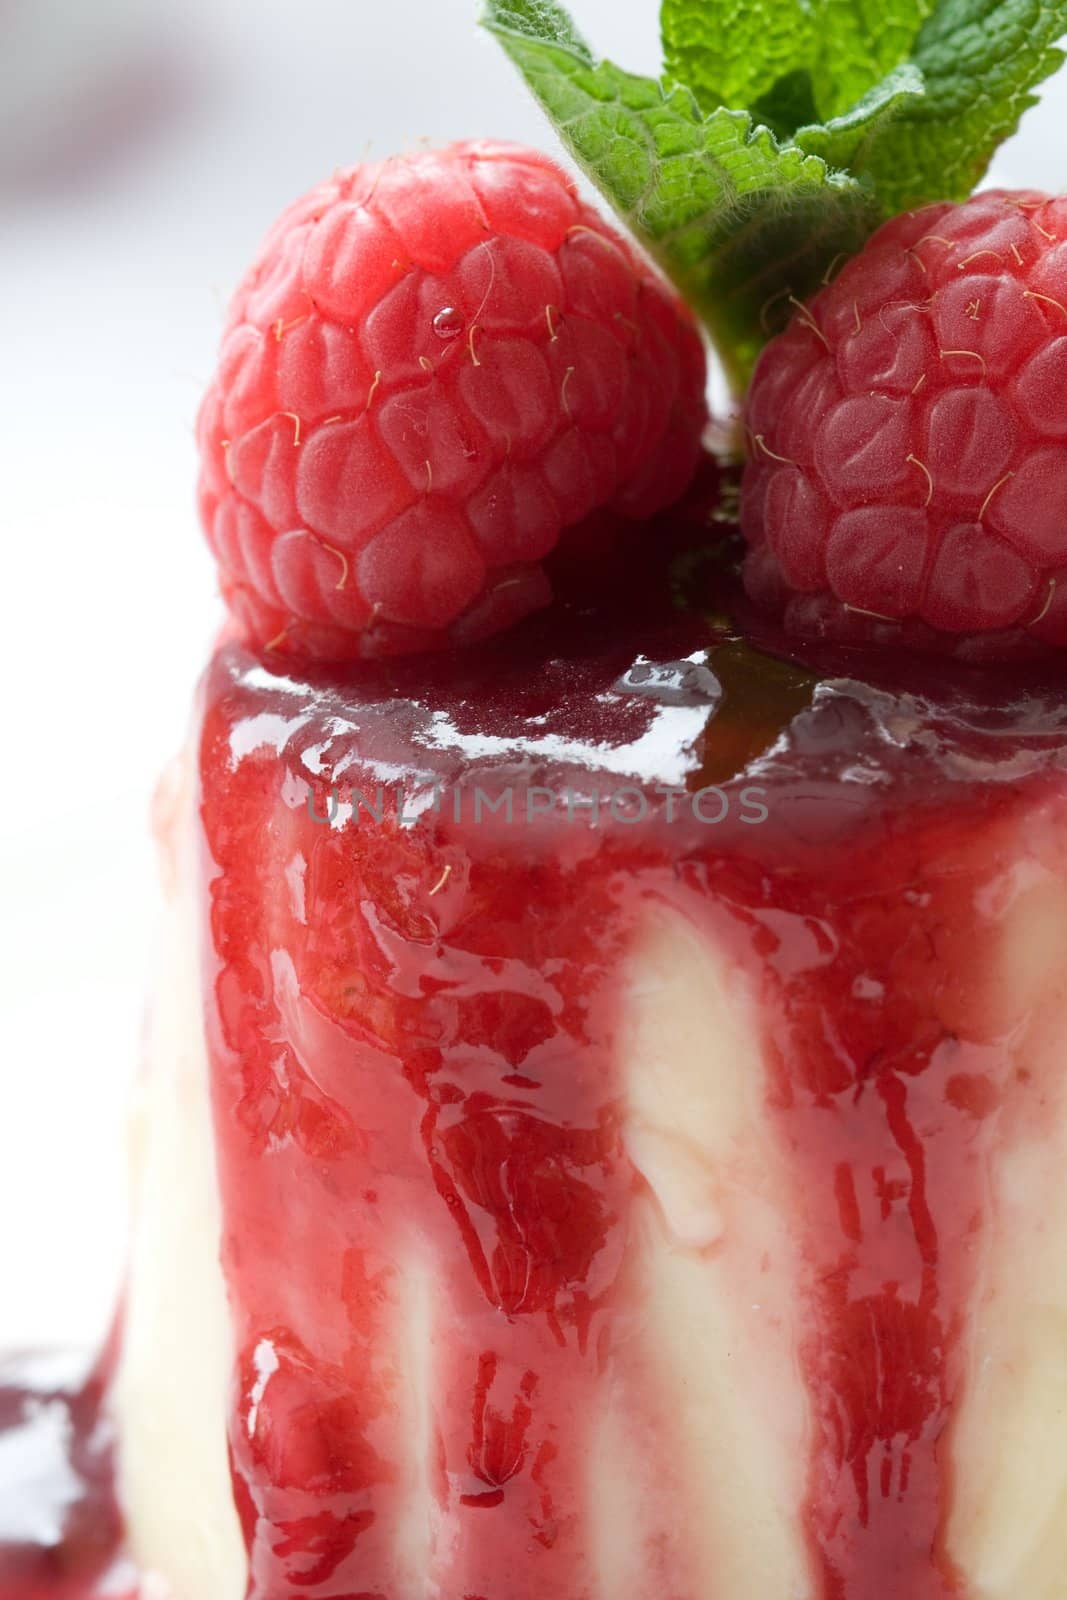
[484,0,1067,394]
[482,0,593,61]
[483,0,877,391]
[794,61,925,168]
[661,0,930,125]
[809,0,934,117]
[661,0,819,117]
[860,0,1067,210]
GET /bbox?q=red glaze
[197,542,1067,1600]
[6,537,1067,1598]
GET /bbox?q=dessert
[6,0,1067,1597]
[16,547,1067,1600]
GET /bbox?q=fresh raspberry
[740,190,1067,658]
[198,141,707,659]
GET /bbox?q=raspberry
[740,190,1067,657]
[198,141,707,659]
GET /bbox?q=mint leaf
[810,0,934,118]
[795,62,925,168]
[483,0,1067,394]
[660,0,1065,154]
[661,0,930,123]
[485,0,593,60]
[483,0,877,390]
[661,0,819,117]
[861,0,1067,209]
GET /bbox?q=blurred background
[2,0,1065,1352]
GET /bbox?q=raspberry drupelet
[740,190,1067,658]
[198,140,708,660]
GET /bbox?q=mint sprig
[864,0,1067,210]
[662,0,930,122]
[483,0,1067,393]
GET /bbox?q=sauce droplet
[432,307,465,340]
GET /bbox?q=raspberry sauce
[0,1351,134,1600]
[6,536,1067,1598]
[196,542,1067,1599]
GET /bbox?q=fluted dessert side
[115,629,1067,1600]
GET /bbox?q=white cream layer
[112,762,244,1600]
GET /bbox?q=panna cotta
[20,536,1065,1600]
[8,2,1067,1581]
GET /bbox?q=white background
[2,0,1065,1351]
